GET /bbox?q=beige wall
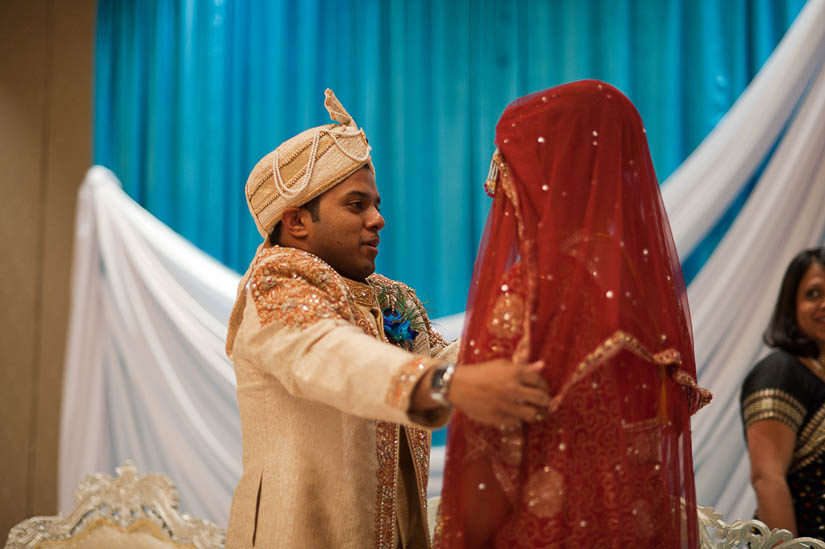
[0,0,96,537]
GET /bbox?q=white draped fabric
[677,0,825,520]
[60,0,825,526]
[60,167,242,525]
[660,0,825,259]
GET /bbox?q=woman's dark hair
[764,247,825,357]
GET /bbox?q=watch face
[431,366,448,395]
[430,364,454,405]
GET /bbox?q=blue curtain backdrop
[93,0,805,318]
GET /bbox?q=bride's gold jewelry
[484,149,501,197]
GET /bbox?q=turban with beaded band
[227,89,372,356]
[245,89,374,238]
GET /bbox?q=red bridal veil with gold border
[435,81,710,549]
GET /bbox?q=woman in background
[741,247,825,539]
[435,81,710,548]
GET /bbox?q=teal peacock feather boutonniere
[376,284,428,349]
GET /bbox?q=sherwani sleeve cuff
[392,357,452,429]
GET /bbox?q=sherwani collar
[343,277,378,308]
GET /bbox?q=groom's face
[303,167,385,281]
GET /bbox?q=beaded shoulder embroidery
[249,247,354,329]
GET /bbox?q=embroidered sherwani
[226,246,456,548]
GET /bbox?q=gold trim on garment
[375,421,400,549]
[343,277,384,340]
[495,151,535,365]
[742,389,805,432]
[405,426,433,548]
[255,158,369,215]
[386,357,440,408]
[548,330,712,415]
[247,126,336,196]
[344,277,379,308]
[367,273,439,547]
[249,247,354,329]
[790,402,825,474]
[247,246,382,339]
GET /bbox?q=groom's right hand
[448,360,549,428]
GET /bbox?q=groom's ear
[280,207,311,240]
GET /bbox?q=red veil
[435,81,711,548]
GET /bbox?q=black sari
[741,350,825,539]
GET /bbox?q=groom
[224,89,549,548]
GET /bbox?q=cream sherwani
[226,245,456,548]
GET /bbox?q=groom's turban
[245,89,373,238]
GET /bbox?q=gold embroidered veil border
[490,151,711,415]
[546,330,712,415]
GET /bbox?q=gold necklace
[804,352,825,380]
[809,351,825,377]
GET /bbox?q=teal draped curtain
[94,0,805,317]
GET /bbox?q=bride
[435,80,711,548]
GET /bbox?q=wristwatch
[429,362,456,405]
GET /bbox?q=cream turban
[245,89,373,238]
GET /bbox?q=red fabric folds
[435,81,709,548]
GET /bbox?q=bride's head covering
[436,80,710,548]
